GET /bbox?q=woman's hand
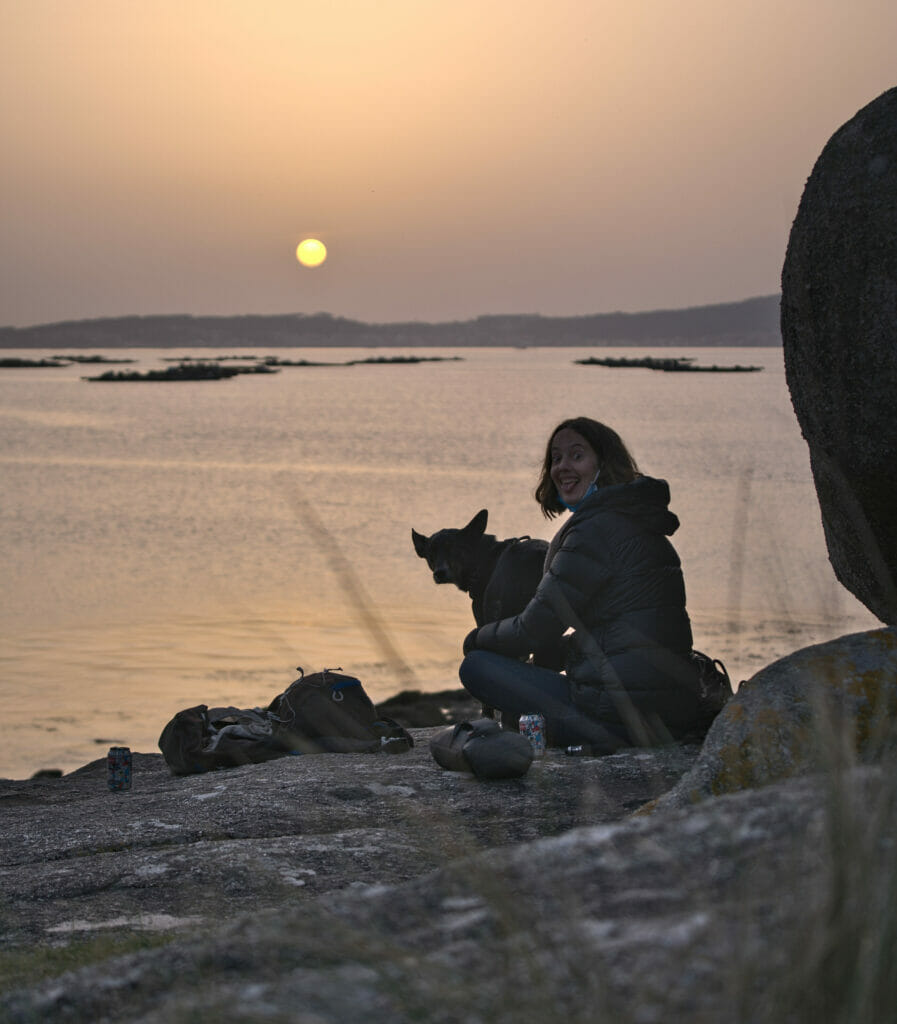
[463,627,480,655]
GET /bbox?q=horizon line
[1,293,780,333]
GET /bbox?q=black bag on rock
[690,650,733,724]
[158,704,288,776]
[268,668,414,755]
[158,667,413,775]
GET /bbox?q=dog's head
[411,509,489,593]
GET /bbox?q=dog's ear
[462,509,489,539]
[411,528,429,558]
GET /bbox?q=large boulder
[781,86,897,623]
[652,627,897,811]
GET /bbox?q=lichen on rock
[654,628,897,810]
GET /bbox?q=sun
[296,238,327,268]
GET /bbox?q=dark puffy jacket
[469,476,702,740]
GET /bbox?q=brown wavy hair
[535,417,640,518]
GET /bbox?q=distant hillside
[0,295,781,348]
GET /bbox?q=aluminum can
[107,746,132,791]
[519,713,546,757]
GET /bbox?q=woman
[459,416,703,753]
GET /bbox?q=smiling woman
[296,238,327,267]
[459,414,705,754]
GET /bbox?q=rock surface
[781,86,897,624]
[3,642,896,1021]
[2,736,894,1023]
[654,627,897,811]
[0,730,695,950]
[376,687,483,726]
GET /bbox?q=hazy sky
[2,1,895,327]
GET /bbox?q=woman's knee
[458,650,496,695]
[459,650,529,711]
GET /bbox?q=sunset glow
[1,1,895,326]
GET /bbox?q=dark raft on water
[574,355,762,372]
[0,356,136,368]
[83,362,278,382]
[0,357,68,368]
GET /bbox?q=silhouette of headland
[0,295,781,349]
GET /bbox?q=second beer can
[107,746,132,791]
[519,713,546,757]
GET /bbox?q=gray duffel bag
[429,719,534,779]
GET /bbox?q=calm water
[0,345,878,778]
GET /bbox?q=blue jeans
[458,650,629,753]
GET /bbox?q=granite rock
[2,748,894,1023]
[781,86,897,623]
[0,729,696,952]
[3,660,896,1021]
[652,627,897,811]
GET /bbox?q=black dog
[412,509,548,630]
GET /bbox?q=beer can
[107,746,132,791]
[519,713,546,757]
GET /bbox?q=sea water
[0,345,878,778]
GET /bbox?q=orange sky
[1,0,895,327]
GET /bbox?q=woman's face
[550,428,600,507]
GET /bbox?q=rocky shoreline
[3,629,897,1022]
[2,692,895,1022]
[0,723,702,1020]
[3,629,897,1023]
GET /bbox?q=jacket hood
[575,476,680,536]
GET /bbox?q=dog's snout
[433,567,451,584]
